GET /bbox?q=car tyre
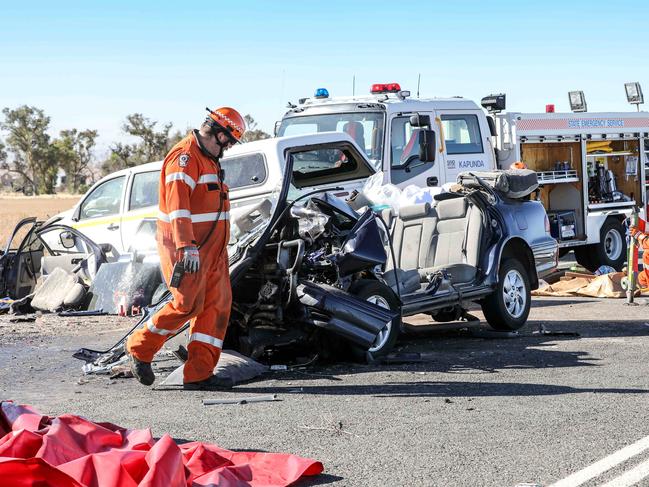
[348,279,401,362]
[481,258,531,331]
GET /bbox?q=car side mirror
[60,231,76,249]
[418,129,436,163]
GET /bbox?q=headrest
[436,197,467,220]
[399,203,431,220]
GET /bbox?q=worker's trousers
[127,223,231,383]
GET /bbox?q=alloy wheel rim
[367,295,392,352]
[503,270,526,318]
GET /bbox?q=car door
[71,175,127,250]
[36,224,108,283]
[388,113,442,189]
[120,170,160,251]
[434,110,491,184]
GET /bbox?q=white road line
[548,435,649,487]
[599,457,649,487]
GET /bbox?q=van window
[441,114,483,154]
[129,171,160,211]
[390,116,421,167]
[79,176,125,220]
[221,153,267,189]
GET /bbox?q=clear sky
[2,0,648,156]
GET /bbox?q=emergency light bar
[314,88,329,99]
[371,83,401,94]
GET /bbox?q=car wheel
[349,279,401,362]
[481,258,531,331]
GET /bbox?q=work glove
[182,246,200,273]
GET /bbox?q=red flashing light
[370,82,402,94]
[546,104,555,113]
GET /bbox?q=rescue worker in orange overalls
[126,107,246,389]
[629,216,649,289]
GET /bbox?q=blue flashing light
[314,88,329,99]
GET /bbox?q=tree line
[0,106,270,195]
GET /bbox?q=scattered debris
[299,419,359,437]
[58,309,107,317]
[382,352,436,364]
[203,394,280,406]
[8,315,36,323]
[538,323,580,337]
[171,344,188,362]
[109,365,134,379]
[159,350,268,387]
[444,398,454,404]
[469,328,519,339]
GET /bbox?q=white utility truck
[277,85,649,271]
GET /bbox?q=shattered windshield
[278,112,384,169]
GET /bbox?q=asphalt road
[2,295,649,486]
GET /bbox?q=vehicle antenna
[417,73,421,98]
[352,75,356,96]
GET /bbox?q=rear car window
[129,171,160,211]
[289,145,373,189]
[221,152,267,189]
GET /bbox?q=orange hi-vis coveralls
[630,216,649,289]
[127,130,231,383]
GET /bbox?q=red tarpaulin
[0,401,323,487]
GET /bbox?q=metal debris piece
[469,328,520,339]
[538,323,580,337]
[202,394,279,406]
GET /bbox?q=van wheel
[575,218,627,272]
[481,258,530,331]
[349,279,401,362]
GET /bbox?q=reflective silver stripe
[189,332,223,349]
[158,209,192,222]
[158,210,229,223]
[190,211,230,223]
[197,174,219,184]
[146,319,175,336]
[165,172,196,190]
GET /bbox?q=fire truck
[277,84,649,271]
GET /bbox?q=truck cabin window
[391,116,423,167]
[441,114,483,154]
[278,112,384,167]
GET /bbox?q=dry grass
[0,195,79,246]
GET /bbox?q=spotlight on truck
[568,91,587,112]
[480,93,506,114]
[625,82,644,111]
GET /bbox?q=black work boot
[127,351,155,386]
[183,375,234,391]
